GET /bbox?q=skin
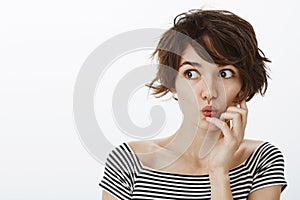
[102,45,283,199]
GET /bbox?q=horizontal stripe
[100,142,287,199]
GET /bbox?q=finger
[227,104,247,114]
[240,99,248,111]
[226,106,246,113]
[219,112,244,140]
[226,105,247,127]
[240,100,248,126]
[226,107,247,120]
[220,112,241,128]
[205,117,231,138]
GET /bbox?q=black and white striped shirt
[100,142,287,199]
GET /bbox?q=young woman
[100,9,287,199]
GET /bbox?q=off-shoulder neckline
[122,141,269,177]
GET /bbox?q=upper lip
[201,105,218,112]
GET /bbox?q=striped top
[100,142,287,199]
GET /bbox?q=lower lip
[202,111,217,117]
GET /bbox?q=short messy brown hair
[147,9,270,102]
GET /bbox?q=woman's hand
[205,100,248,173]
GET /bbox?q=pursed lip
[201,105,218,117]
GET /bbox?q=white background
[1,0,299,199]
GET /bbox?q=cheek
[225,86,242,106]
[175,77,197,102]
[175,79,201,114]
[177,86,199,111]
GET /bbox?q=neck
[166,116,222,159]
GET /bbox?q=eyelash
[219,69,235,79]
[183,68,235,80]
[183,69,200,79]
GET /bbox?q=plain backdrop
[1,0,299,199]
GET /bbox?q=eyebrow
[180,61,233,70]
[179,61,202,68]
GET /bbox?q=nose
[200,77,218,103]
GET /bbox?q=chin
[197,117,220,131]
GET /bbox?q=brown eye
[184,70,200,79]
[219,69,234,79]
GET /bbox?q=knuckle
[232,113,241,120]
[230,137,241,148]
[220,113,226,119]
[222,122,229,130]
[241,109,247,115]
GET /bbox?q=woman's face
[175,44,242,129]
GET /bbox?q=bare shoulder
[240,139,265,157]
[127,139,162,166]
[231,139,265,168]
[128,140,159,166]
[128,139,161,154]
[243,139,265,149]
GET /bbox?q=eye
[219,69,234,79]
[184,69,200,80]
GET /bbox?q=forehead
[179,34,237,68]
[179,44,239,73]
[180,44,216,68]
